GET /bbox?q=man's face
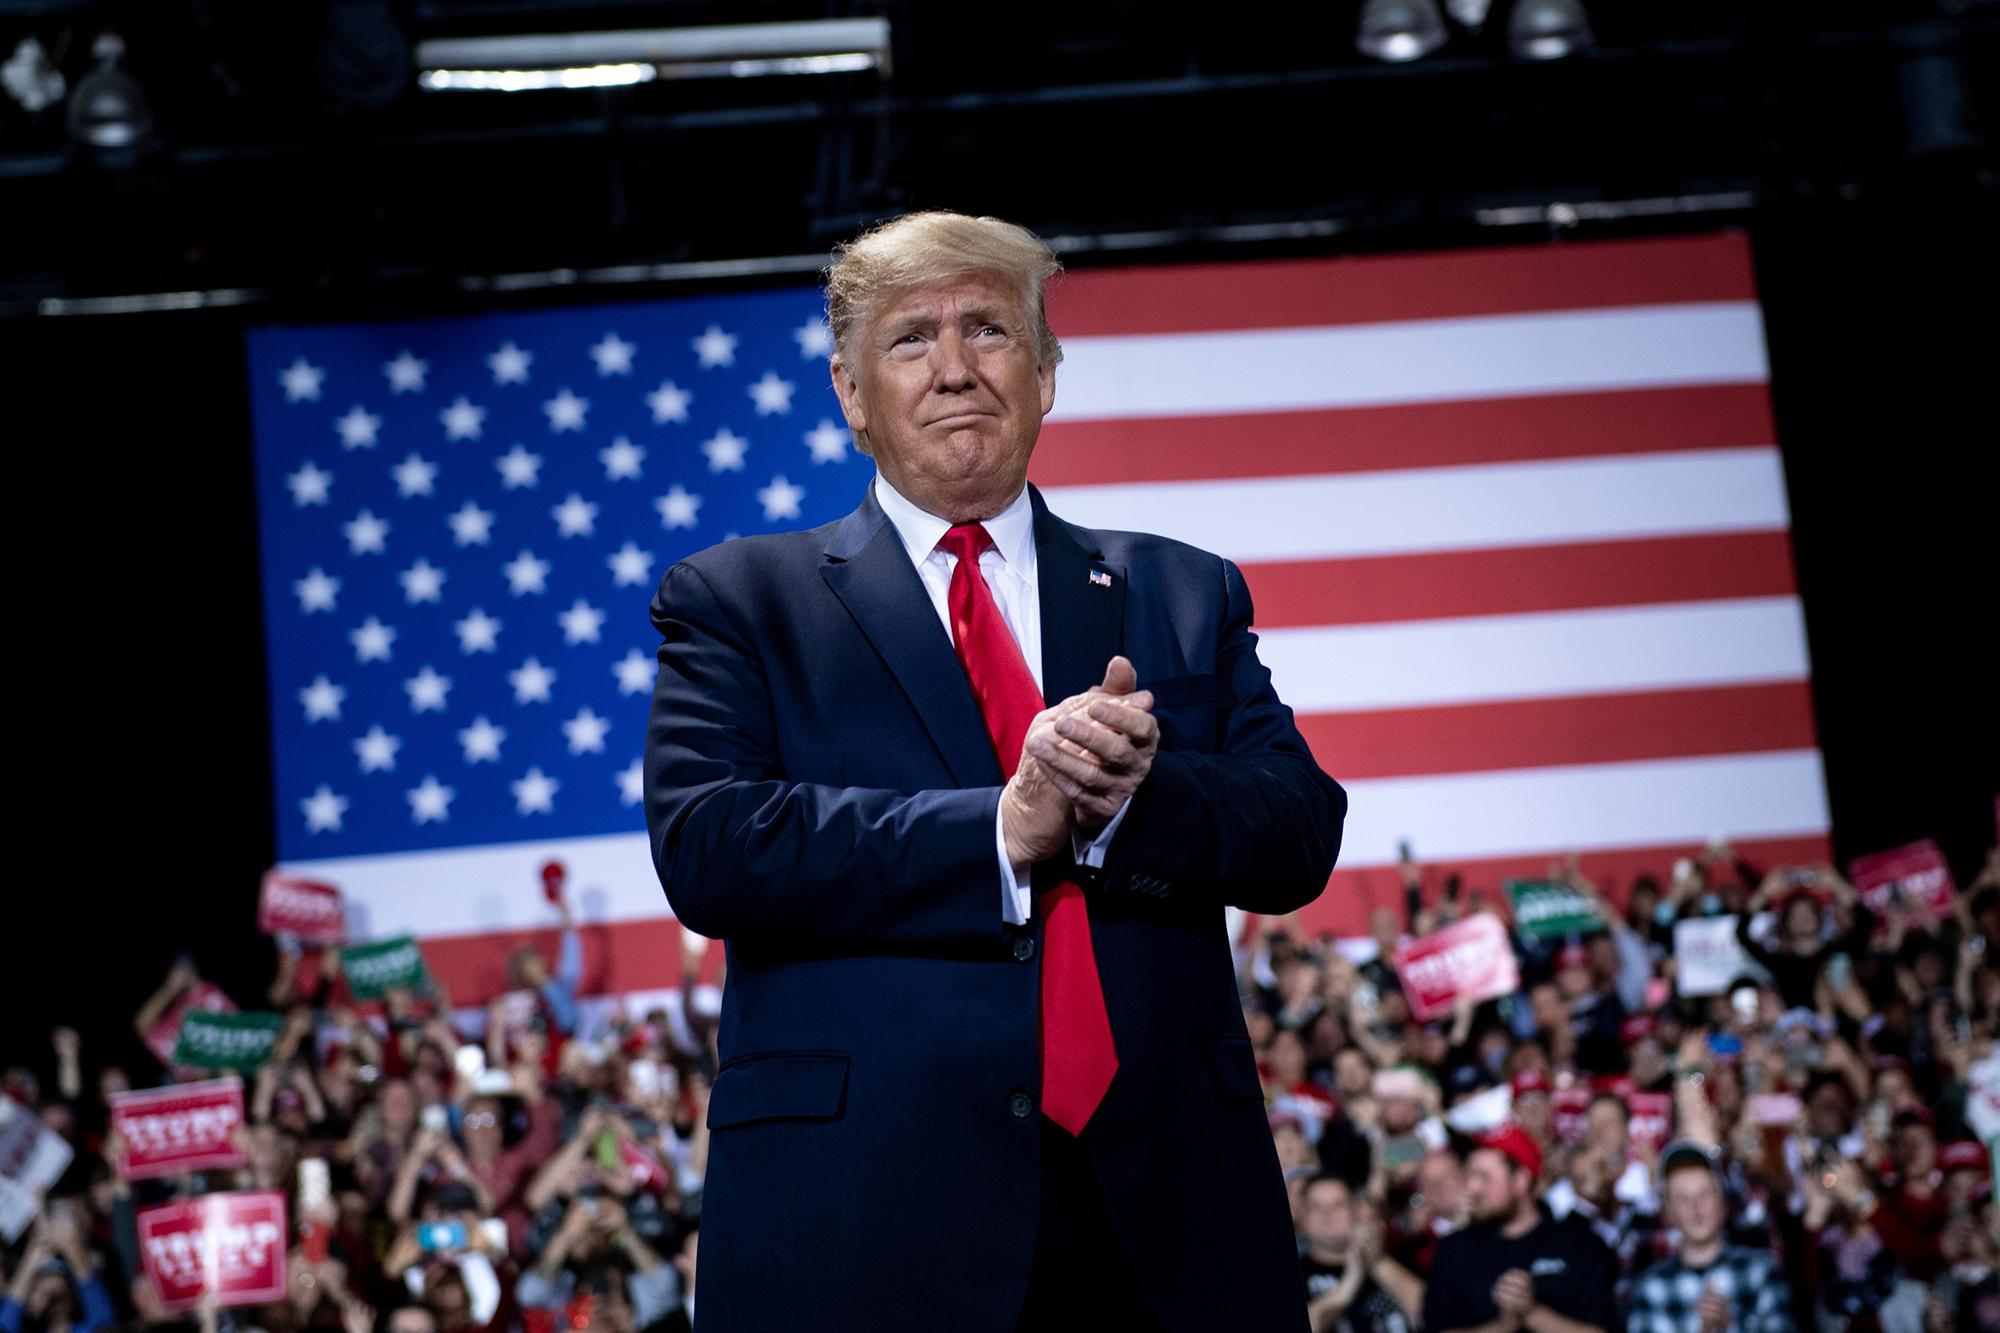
[1585,1101,1629,1159]
[1665,1167,1725,1248]
[1465,1148,1526,1223]
[1416,1151,1466,1224]
[1515,1092,1552,1141]
[1301,1179,1356,1253]
[389,1310,439,1333]
[831,270,1054,521]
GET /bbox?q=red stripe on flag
[420,918,718,1008]
[1282,832,1835,939]
[1298,685,1820,781]
[1030,385,1775,487]
[1045,234,1756,337]
[1240,531,1799,629]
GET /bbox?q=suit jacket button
[1009,1092,1034,1118]
[1012,937,1036,962]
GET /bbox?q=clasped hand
[1000,655,1159,867]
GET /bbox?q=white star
[343,509,390,556]
[503,549,551,596]
[757,474,806,522]
[793,318,835,359]
[563,706,610,755]
[600,435,645,481]
[354,724,402,773]
[336,404,382,449]
[294,567,340,614]
[407,775,454,825]
[454,607,501,654]
[404,665,451,713]
[440,396,486,441]
[448,500,494,547]
[646,380,691,424]
[351,616,397,663]
[558,598,605,646]
[398,558,446,604]
[655,484,701,529]
[702,428,748,473]
[748,371,795,416]
[391,453,438,499]
[552,493,598,538]
[299,675,345,723]
[287,461,333,506]
[544,387,589,433]
[613,648,654,695]
[590,332,636,376]
[512,767,560,815]
[617,759,644,807]
[803,418,850,464]
[301,785,348,833]
[608,543,653,588]
[384,350,429,394]
[496,444,543,490]
[692,324,738,369]
[458,715,505,763]
[509,658,556,704]
[489,341,533,385]
[280,357,325,404]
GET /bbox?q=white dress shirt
[872,474,1130,923]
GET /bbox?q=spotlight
[1508,0,1593,60]
[1357,0,1450,63]
[67,32,152,150]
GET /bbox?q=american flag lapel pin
[1088,570,1112,587]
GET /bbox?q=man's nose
[929,329,977,389]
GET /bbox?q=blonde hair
[824,209,1065,373]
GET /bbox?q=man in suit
[644,210,1347,1332]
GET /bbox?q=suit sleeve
[644,559,1008,946]
[1098,556,1346,914]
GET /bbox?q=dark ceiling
[1,1,1995,317]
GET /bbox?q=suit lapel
[820,488,1004,789]
[1030,484,1125,709]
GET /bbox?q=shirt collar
[872,471,1034,573]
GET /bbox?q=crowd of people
[2,839,1995,1333]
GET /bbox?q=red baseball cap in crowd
[1268,1109,1304,1134]
[1510,1069,1552,1099]
[1939,1140,1990,1173]
[1620,1014,1657,1044]
[1893,1104,1936,1131]
[1478,1124,1544,1179]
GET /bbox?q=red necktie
[938,522,1118,1136]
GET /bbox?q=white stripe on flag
[1337,749,1831,867]
[1042,447,1789,564]
[1259,595,1811,712]
[1046,302,1769,421]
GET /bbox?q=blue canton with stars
[245,286,868,861]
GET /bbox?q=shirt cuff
[1071,796,1130,868]
[996,803,1031,925]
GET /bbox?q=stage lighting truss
[415,18,890,92]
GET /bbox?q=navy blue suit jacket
[643,481,1346,1332]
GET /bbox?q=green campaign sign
[339,936,432,999]
[172,1012,284,1072]
[1505,879,1605,940]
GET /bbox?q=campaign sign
[339,936,431,999]
[1393,913,1520,1022]
[0,1094,74,1241]
[111,1079,248,1181]
[144,983,237,1067]
[1673,916,1750,997]
[1505,879,1604,940]
[257,872,345,946]
[1627,1091,1672,1157]
[138,1191,289,1312]
[1850,839,1957,932]
[173,1012,284,1073]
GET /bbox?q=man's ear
[829,356,868,438]
[1037,356,1056,418]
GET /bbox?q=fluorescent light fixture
[416,18,889,91]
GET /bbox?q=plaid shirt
[1625,1245,1797,1333]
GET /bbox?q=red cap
[1893,1104,1936,1131]
[1620,1014,1657,1044]
[1510,1069,1552,1098]
[1939,1140,1989,1172]
[1595,1074,1638,1100]
[1267,1109,1304,1134]
[1478,1124,1544,1180]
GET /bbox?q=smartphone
[454,1045,486,1082]
[1750,1092,1802,1126]
[1730,987,1758,1023]
[420,1104,449,1133]
[1787,867,1819,888]
[628,1058,661,1100]
[1673,858,1695,883]
[418,1221,468,1252]
[1707,1033,1743,1057]
[477,1219,508,1252]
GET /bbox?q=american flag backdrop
[246,231,1833,1006]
